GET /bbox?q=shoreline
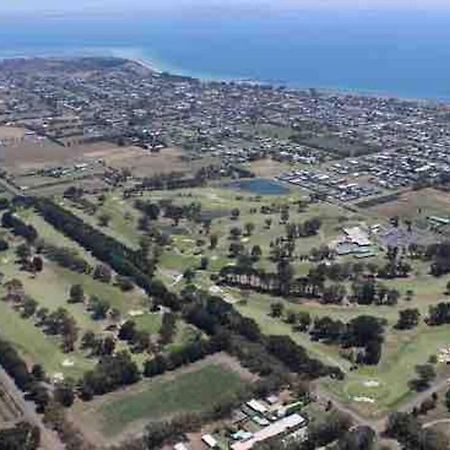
[128,56,448,106]
[0,48,449,106]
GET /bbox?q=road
[0,367,65,450]
[0,177,20,196]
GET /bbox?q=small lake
[227,179,290,196]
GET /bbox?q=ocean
[2,10,450,102]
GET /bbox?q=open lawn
[71,354,252,444]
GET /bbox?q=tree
[159,312,177,345]
[0,239,9,252]
[21,297,38,318]
[446,389,450,412]
[4,278,25,303]
[209,234,218,249]
[244,222,255,236]
[16,243,31,263]
[98,213,111,227]
[296,311,312,332]
[0,422,40,450]
[93,264,112,283]
[144,354,167,377]
[89,296,110,320]
[396,309,421,330]
[118,320,137,341]
[81,330,97,350]
[199,256,209,270]
[385,412,421,449]
[280,208,289,224]
[229,226,242,240]
[276,259,294,295]
[230,208,240,220]
[251,245,262,261]
[270,302,284,318]
[31,364,45,382]
[68,284,84,304]
[337,426,376,450]
[115,276,134,292]
[183,268,196,283]
[31,256,43,273]
[410,364,436,392]
[54,380,75,407]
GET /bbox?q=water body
[1,11,450,101]
[228,179,290,196]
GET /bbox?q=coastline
[0,47,449,105]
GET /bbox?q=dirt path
[423,418,450,429]
[0,367,65,450]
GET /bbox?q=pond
[227,178,291,196]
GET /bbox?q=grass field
[71,355,251,442]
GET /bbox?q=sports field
[71,355,252,443]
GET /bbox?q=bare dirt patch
[249,158,291,178]
[367,188,450,220]
[101,146,194,176]
[0,126,27,141]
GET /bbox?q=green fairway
[16,208,99,266]
[0,300,93,379]
[60,195,141,249]
[92,363,247,436]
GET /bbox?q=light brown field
[0,126,27,141]
[367,188,450,220]
[102,146,218,177]
[0,140,112,173]
[248,158,292,178]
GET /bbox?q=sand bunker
[363,380,381,388]
[353,396,375,403]
[61,358,75,367]
[53,372,65,382]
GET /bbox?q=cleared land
[70,354,253,445]
[0,126,27,141]
[366,188,450,222]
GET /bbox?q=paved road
[0,177,20,196]
[0,367,65,450]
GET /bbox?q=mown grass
[94,364,247,435]
[0,299,93,379]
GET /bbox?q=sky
[1,0,449,15]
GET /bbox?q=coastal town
[1,57,450,450]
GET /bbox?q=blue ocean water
[1,11,450,101]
